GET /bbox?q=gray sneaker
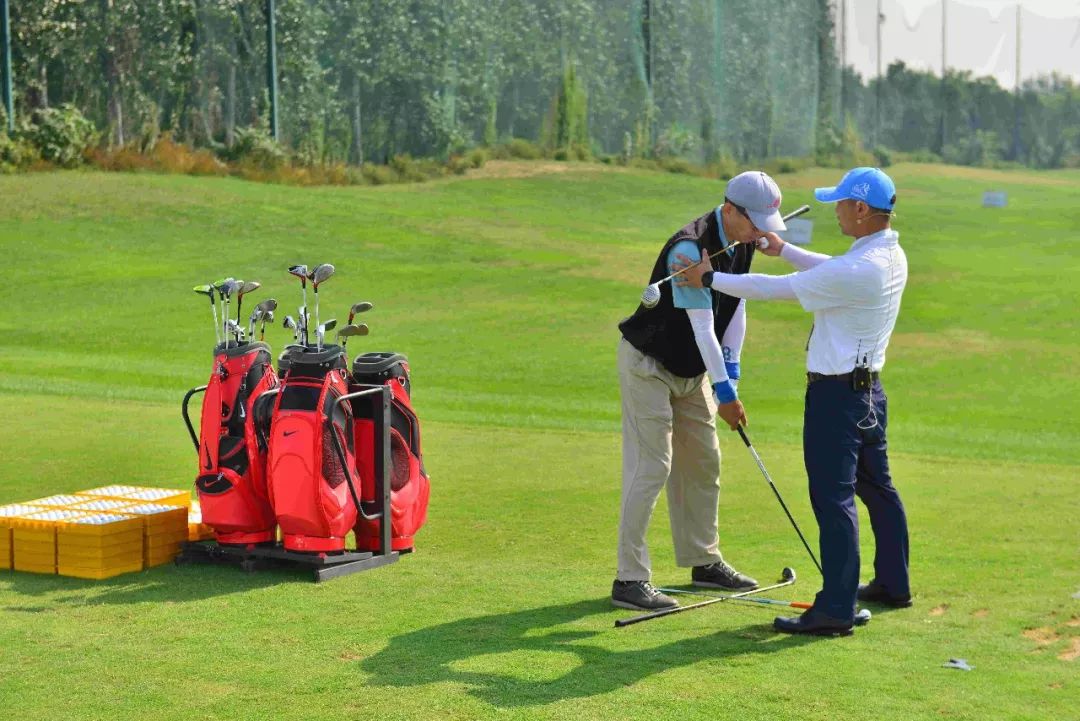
[692,561,758,591]
[611,580,679,611]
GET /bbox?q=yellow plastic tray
[57,513,144,538]
[68,499,137,513]
[11,509,92,530]
[59,561,143,580]
[146,548,181,567]
[59,544,143,564]
[58,529,144,553]
[120,503,188,533]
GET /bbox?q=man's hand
[672,252,712,289]
[756,232,785,257]
[716,399,748,431]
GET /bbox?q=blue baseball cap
[814,167,896,210]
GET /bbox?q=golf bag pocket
[266,347,358,553]
[350,352,430,552]
[191,342,278,545]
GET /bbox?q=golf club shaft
[209,298,221,344]
[615,574,796,628]
[736,425,824,577]
[653,205,812,286]
[658,588,812,610]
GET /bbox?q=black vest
[618,209,755,378]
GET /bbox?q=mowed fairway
[0,163,1077,720]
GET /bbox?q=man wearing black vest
[612,171,788,611]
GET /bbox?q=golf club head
[322,318,337,332]
[255,298,278,314]
[780,567,796,583]
[641,283,661,309]
[283,315,297,331]
[193,284,213,297]
[310,263,335,288]
[288,265,308,284]
[239,280,261,297]
[337,323,369,339]
[263,310,274,323]
[350,301,373,315]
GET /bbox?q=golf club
[659,587,812,610]
[288,265,309,344]
[283,315,299,343]
[615,567,796,628]
[348,301,373,326]
[298,305,308,346]
[308,263,335,349]
[316,318,337,351]
[337,323,369,350]
[215,278,241,345]
[225,318,244,343]
[259,310,274,341]
[235,281,261,326]
[657,589,871,625]
[737,425,823,577]
[193,284,221,344]
[640,204,811,309]
[248,298,277,338]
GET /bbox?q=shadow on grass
[360,597,818,708]
[0,562,303,610]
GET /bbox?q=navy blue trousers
[803,377,910,621]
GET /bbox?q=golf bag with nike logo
[265,346,359,552]
[349,353,430,552]
[182,342,279,545]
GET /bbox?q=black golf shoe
[774,608,854,637]
[611,580,679,611]
[691,561,758,591]
[857,581,913,608]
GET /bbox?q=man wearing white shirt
[611,171,787,611]
[675,167,912,635]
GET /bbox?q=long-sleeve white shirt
[707,230,907,374]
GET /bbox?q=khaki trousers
[616,338,725,581]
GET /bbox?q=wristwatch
[701,270,715,289]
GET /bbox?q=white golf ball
[758,237,769,249]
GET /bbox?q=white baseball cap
[725,171,786,232]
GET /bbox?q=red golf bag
[182,342,279,545]
[349,353,430,552]
[265,346,359,552]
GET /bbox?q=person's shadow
[358,597,818,708]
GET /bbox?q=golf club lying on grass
[640,204,811,308]
[737,425,824,577]
[615,567,796,628]
[657,588,872,626]
[660,587,811,610]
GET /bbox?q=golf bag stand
[349,353,430,552]
[181,341,279,545]
[265,345,358,553]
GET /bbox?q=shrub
[27,104,97,167]
[220,126,287,170]
[654,123,698,159]
[501,138,543,160]
[872,146,893,168]
[0,133,41,172]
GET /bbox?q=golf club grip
[782,205,811,222]
[736,425,752,447]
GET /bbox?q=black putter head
[781,567,796,583]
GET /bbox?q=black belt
[806,371,879,385]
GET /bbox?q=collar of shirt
[847,228,899,255]
[713,206,734,255]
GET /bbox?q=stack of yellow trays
[11,509,92,574]
[119,503,189,567]
[0,504,47,570]
[78,485,191,508]
[56,512,145,580]
[187,500,215,542]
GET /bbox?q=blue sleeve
[668,240,712,310]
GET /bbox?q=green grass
[0,162,1077,720]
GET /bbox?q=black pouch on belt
[851,366,873,391]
